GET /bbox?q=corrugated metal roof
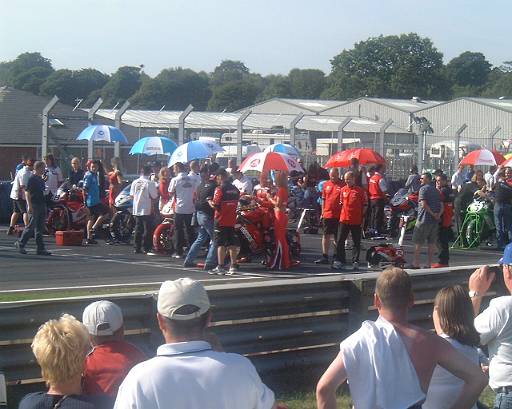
[236,97,346,115]
[320,97,443,115]
[465,98,512,113]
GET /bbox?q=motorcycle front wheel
[153,223,175,255]
[111,212,134,243]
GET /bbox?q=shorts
[412,222,439,245]
[215,226,240,247]
[322,218,339,235]
[12,199,27,214]
[88,203,108,217]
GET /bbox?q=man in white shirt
[169,162,198,258]
[188,160,202,187]
[114,278,282,409]
[130,165,158,254]
[316,267,486,409]
[451,164,466,192]
[233,169,253,194]
[8,159,34,235]
[43,154,64,196]
[469,245,512,409]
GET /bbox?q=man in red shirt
[333,171,368,271]
[209,169,241,275]
[315,168,344,264]
[368,164,388,235]
[82,300,146,396]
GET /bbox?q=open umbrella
[77,125,128,144]
[238,151,304,173]
[129,136,178,156]
[263,143,301,157]
[168,140,223,167]
[459,149,505,166]
[324,148,385,168]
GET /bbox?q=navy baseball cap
[499,243,512,264]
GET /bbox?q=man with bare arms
[316,267,487,409]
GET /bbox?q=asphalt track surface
[0,228,504,291]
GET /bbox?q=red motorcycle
[152,201,176,254]
[386,188,418,238]
[46,181,89,234]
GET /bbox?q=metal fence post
[237,110,252,164]
[453,124,467,170]
[114,101,130,159]
[179,105,194,145]
[417,132,424,172]
[289,113,304,147]
[337,117,352,152]
[87,97,103,160]
[379,119,393,156]
[489,126,502,150]
[41,96,59,159]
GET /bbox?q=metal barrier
[0,265,502,401]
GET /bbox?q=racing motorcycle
[46,181,89,234]
[110,183,135,243]
[386,188,418,238]
[152,201,176,254]
[454,197,495,249]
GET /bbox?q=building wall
[0,146,38,180]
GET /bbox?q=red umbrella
[459,149,505,166]
[324,148,386,168]
[238,151,304,173]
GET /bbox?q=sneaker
[7,226,15,236]
[15,241,27,255]
[352,262,360,271]
[86,238,98,245]
[226,265,238,275]
[314,256,329,265]
[431,263,448,268]
[36,250,52,256]
[332,261,345,270]
[208,266,226,275]
[146,251,157,256]
[172,254,183,259]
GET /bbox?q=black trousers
[438,225,453,265]
[20,204,47,251]
[134,215,153,252]
[336,223,362,264]
[174,213,196,256]
[370,199,385,234]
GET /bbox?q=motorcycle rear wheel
[111,212,134,243]
[153,223,175,255]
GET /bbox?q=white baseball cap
[157,278,210,321]
[82,300,124,336]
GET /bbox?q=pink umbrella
[238,151,304,173]
[459,149,505,166]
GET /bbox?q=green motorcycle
[453,197,495,249]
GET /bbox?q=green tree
[208,80,258,111]
[323,33,449,99]
[258,74,292,101]
[445,51,491,88]
[0,52,54,93]
[130,67,211,110]
[210,60,250,86]
[12,66,54,94]
[481,72,512,98]
[288,68,326,98]
[99,66,143,107]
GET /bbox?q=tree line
[1,33,512,112]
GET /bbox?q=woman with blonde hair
[158,166,171,210]
[19,314,112,409]
[268,171,291,270]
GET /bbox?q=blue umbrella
[129,136,178,156]
[168,140,222,167]
[77,125,128,144]
[264,143,301,157]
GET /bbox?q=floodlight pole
[453,124,468,169]
[289,113,304,147]
[42,96,59,159]
[337,117,352,152]
[179,105,194,145]
[87,97,103,160]
[379,119,393,156]
[114,101,130,159]
[237,110,252,164]
[489,126,501,150]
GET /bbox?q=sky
[1,0,511,77]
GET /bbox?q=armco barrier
[0,264,504,400]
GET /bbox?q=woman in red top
[255,174,276,210]
[108,157,123,207]
[158,167,171,210]
[268,171,291,270]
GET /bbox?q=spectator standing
[169,162,198,258]
[493,167,512,250]
[232,169,253,194]
[423,285,480,409]
[188,160,202,186]
[108,157,123,208]
[315,168,344,265]
[83,160,109,245]
[316,267,486,409]
[19,314,112,409]
[469,254,512,409]
[158,167,171,210]
[15,154,27,175]
[368,164,388,235]
[184,165,218,270]
[405,165,421,194]
[332,171,367,271]
[8,158,34,234]
[453,171,486,234]
[131,166,158,254]
[451,164,466,192]
[114,278,278,409]
[432,174,454,268]
[269,171,291,270]
[348,157,367,188]
[68,157,85,186]
[209,169,240,275]
[411,173,442,269]
[82,301,146,396]
[225,158,237,176]
[43,154,64,196]
[16,161,51,256]
[485,165,498,190]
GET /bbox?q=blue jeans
[184,211,216,267]
[495,392,512,409]
[494,202,512,250]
